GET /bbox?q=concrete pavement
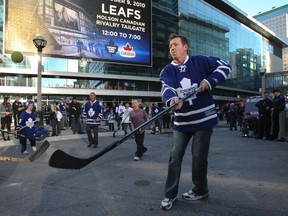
[0,122,288,216]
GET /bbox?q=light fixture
[33,35,47,52]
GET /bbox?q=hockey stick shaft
[49,87,202,169]
[1,130,26,138]
[0,140,50,163]
[113,113,130,137]
[1,121,40,139]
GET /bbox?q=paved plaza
[0,123,288,216]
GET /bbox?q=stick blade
[49,150,90,169]
[29,140,50,162]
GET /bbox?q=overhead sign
[5,0,152,67]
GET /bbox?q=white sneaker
[182,190,209,201]
[23,150,29,155]
[160,197,177,210]
[133,156,140,161]
[32,146,37,151]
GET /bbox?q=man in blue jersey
[160,33,231,210]
[82,92,102,148]
[59,97,68,130]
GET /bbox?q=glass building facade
[0,0,287,105]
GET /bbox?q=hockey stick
[113,113,130,138]
[49,87,202,169]
[0,121,47,141]
[0,140,50,163]
[0,125,30,140]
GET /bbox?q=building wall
[254,5,288,71]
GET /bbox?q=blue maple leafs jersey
[17,111,37,138]
[160,55,231,132]
[82,100,103,126]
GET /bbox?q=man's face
[15,96,20,101]
[90,94,96,101]
[28,104,33,112]
[169,37,188,62]
[264,93,269,99]
[131,100,138,109]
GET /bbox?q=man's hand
[199,80,210,92]
[170,98,183,110]
[35,118,40,122]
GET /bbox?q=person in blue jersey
[151,102,164,135]
[82,92,102,148]
[160,33,231,210]
[16,101,40,155]
[59,97,68,130]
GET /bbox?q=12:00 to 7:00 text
[102,30,141,40]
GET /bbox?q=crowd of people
[221,89,288,141]
[0,93,175,156]
[1,90,287,159]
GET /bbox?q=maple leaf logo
[176,78,198,105]
[123,43,133,51]
[120,42,136,58]
[88,108,95,117]
[25,118,34,128]
[105,40,118,56]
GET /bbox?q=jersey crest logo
[25,118,34,128]
[176,78,198,105]
[88,108,95,117]
[178,64,187,73]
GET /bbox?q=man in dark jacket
[270,89,286,141]
[255,92,272,140]
[70,97,84,134]
[12,95,24,126]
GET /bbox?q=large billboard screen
[5,0,152,67]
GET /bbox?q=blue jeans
[71,117,83,133]
[164,127,213,198]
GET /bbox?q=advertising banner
[244,96,263,117]
[5,0,152,66]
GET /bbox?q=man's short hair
[272,89,281,93]
[168,33,189,46]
